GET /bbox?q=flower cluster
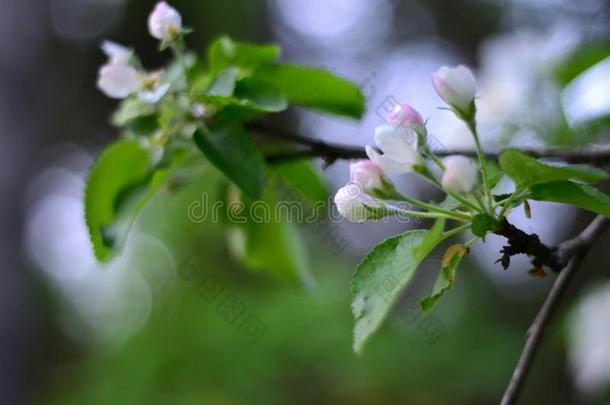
[334,65,481,223]
[96,1,183,102]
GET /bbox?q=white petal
[97,63,141,99]
[138,83,170,103]
[101,40,132,64]
[441,155,477,193]
[334,184,376,223]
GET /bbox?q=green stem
[443,223,471,238]
[498,188,526,217]
[463,236,480,247]
[466,118,493,213]
[389,207,469,222]
[383,189,471,221]
[422,147,445,171]
[419,169,481,213]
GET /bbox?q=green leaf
[233,77,287,112]
[554,43,610,87]
[420,244,468,312]
[485,161,504,189]
[112,98,156,127]
[199,78,288,124]
[228,183,315,288]
[498,149,608,188]
[125,114,159,137]
[253,64,365,119]
[529,180,610,218]
[273,159,328,203]
[208,36,280,76]
[207,68,239,97]
[85,140,153,261]
[351,219,446,354]
[193,125,266,198]
[471,213,500,238]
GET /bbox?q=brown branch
[500,215,609,405]
[493,219,564,273]
[249,122,610,166]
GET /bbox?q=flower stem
[465,117,493,213]
[443,223,471,238]
[383,189,471,221]
[418,168,481,213]
[389,207,469,222]
[498,188,526,217]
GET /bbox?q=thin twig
[500,215,609,405]
[249,122,610,166]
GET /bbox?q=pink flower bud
[365,125,419,174]
[441,155,477,194]
[387,103,426,135]
[432,65,477,116]
[349,160,385,192]
[334,183,377,223]
[148,2,182,41]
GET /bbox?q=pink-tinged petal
[96,63,141,99]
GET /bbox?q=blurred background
[2,0,610,403]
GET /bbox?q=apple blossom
[387,103,426,136]
[97,63,141,99]
[441,155,477,194]
[349,160,385,193]
[97,41,141,99]
[138,71,170,103]
[334,183,378,223]
[432,65,477,117]
[148,2,182,41]
[365,125,420,174]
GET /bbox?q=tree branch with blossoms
[87,2,610,404]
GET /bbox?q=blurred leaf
[231,183,315,287]
[208,35,280,76]
[112,98,156,126]
[529,180,610,218]
[207,68,239,97]
[199,78,287,124]
[471,213,500,238]
[233,77,287,112]
[85,140,152,261]
[272,159,328,204]
[351,219,445,353]
[554,43,610,87]
[253,64,365,118]
[193,126,266,198]
[486,161,504,189]
[125,114,159,137]
[420,244,468,312]
[498,149,608,188]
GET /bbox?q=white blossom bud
[148,1,182,41]
[349,160,385,193]
[365,125,420,174]
[96,63,141,99]
[441,155,477,194]
[334,183,377,223]
[387,103,426,136]
[432,65,477,117]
